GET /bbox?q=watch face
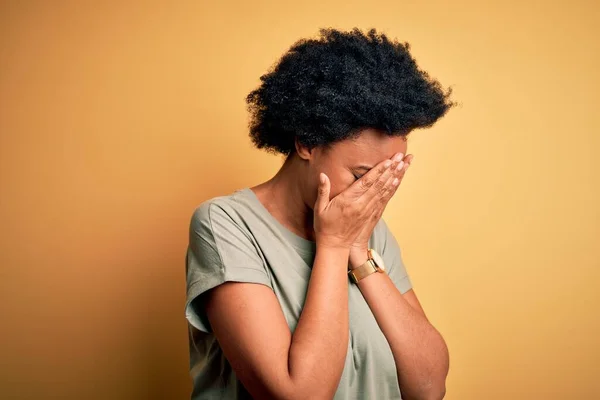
[370,249,386,272]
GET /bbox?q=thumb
[314,172,330,212]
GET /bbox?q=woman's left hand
[348,154,413,269]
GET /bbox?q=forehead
[332,128,408,164]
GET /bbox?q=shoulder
[189,189,249,235]
[373,217,408,274]
[373,217,397,252]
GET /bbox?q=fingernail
[392,177,399,186]
[396,161,404,171]
[394,153,404,162]
[384,160,392,168]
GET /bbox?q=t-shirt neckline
[239,187,317,253]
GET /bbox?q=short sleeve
[185,201,273,333]
[380,218,413,294]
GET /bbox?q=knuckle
[355,200,367,215]
[343,202,356,217]
[379,182,391,194]
[338,198,349,212]
[354,197,366,209]
[384,184,395,196]
[359,178,371,190]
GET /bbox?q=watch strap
[349,259,378,283]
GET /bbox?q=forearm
[357,273,449,400]
[287,245,350,398]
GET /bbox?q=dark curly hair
[245,27,456,156]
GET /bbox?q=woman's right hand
[313,154,402,249]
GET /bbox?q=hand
[313,153,412,252]
[348,153,413,268]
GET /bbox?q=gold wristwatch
[348,248,386,283]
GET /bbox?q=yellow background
[1,1,598,399]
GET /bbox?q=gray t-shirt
[185,187,413,399]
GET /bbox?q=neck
[252,154,316,242]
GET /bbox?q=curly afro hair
[245,27,456,156]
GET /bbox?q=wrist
[316,240,350,251]
[316,242,351,259]
[348,246,369,270]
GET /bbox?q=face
[296,128,409,209]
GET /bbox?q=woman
[185,27,455,400]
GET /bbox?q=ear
[294,137,313,161]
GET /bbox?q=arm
[190,156,404,399]
[349,252,449,400]
[203,245,350,400]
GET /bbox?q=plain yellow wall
[1,1,598,399]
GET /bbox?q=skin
[203,128,449,399]
[251,128,411,244]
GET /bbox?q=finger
[314,172,330,213]
[369,156,408,207]
[360,152,406,196]
[363,164,401,211]
[381,173,402,203]
[392,158,406,175]
[364,159,400,201]
[376,156,404,192]
[389,153,411,182]
[364,180,396,219]
[387,175,402,199]
[394,155,411,181]
[348,157,393,195]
